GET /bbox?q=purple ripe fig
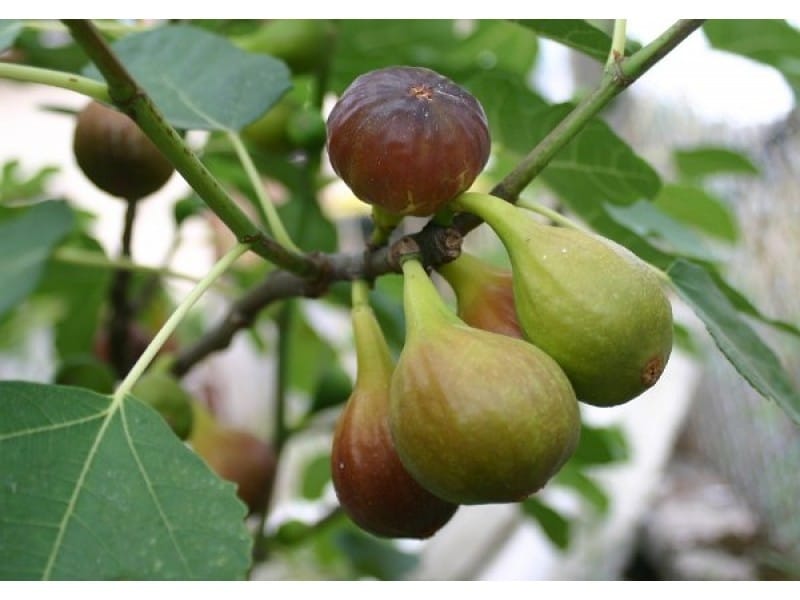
[331,283,457,538]
[437,252,523,339]
[73,101,174,200]
[326,66,491,217]
[453,192,674,407]
[389,259,580,505]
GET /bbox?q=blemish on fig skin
[410,84,434,101]
[642,355,666,387]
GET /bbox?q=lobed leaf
[0,382,252,580]
[668,259,800,425]
[83,24,292,131]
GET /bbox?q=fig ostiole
[389,259,581,505]
[326,66,490,217]
[452,192,674,407]
[437,252,523,339]
[331,281,457,539]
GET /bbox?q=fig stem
[61,19,320,277]
[351,280,371,308]
[108,198,139,377]
[515,197,590,232]
[113,242,248,405]
[52,247,206,285]
[0,61,110,102]
[605,19,628,70]
[226,131,302,255]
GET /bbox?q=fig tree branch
[169,19,702,376]
[61,19,319,277]
[486,19,704,208]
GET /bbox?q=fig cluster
[327,66,674,539]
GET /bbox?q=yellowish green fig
[331,282,457,538]
[389,259,580,505]
[437,252,523,339]
[452,192,674,407]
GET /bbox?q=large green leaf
[462,69,548,155]
[673,146,759,180]
[703,20,800,95]
[515,20,641,61]
[653,183,739,242]
[331,19,537,94]
[0,381,251,580]
[540,105,662,207]
[0,20,23,52]
[0,200,74,318]
[84,24,291,131]
[605,200,718,261]
[668,259,800,425]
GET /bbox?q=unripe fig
[189,404,277,514]
[389,259,580,505]
[326,66,490,217]
[73,101,174,200]
[131,372,194,440]
[242,91,299,153]
[437,252,523,339]
[54,355,116,395]
[234,20,335,75]
[331,287,457,538]
[453,192,674,407]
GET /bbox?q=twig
[61,19,318,276]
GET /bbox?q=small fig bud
[437,252,523,339]
[453,192,674,407]
[331,285,457,538]
[73,101,174,200]
[389,259,580,505]
[326,66,490,217]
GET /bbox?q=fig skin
[73,101,174,200]
[331,292,457,538]
[189,404,277,514]
[326,66,490,217]
[437,252,524,339]
[389,259,580,505]
[453,192,674,407]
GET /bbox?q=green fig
[54,354,117,394]
[453,192,674,407]
[389,259,580,505]
[131,372,195,440]
[331,284,457,538]
[437,252,523,339]
[189,403,277,515]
